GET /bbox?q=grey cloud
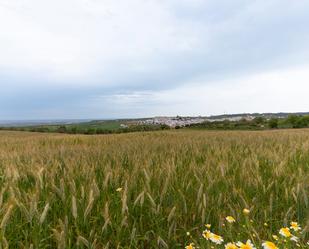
[1,0,309,119]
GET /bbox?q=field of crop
[1,129,309,248]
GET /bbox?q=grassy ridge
[0,120,169,135]
[0,130,309,248]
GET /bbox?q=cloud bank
[1,0,309,119]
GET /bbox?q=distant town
[137,115,254,128]
[137,112,308,128]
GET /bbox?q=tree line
[0,124,170,135]
[187,115,309,130]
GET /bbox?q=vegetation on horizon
[2,114,309,135]
[188,115,309,131]
[1,129,309,248]
[0,121,170,135]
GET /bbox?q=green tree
[57,125,67,133]
[294,115,309,128]
[253,117,265,125]
[286,115,299,128]
[269,118,279,129]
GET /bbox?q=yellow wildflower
[226,216,236,223]
[290,222,301,231]
[279,227,291,238]
[272,235,278,241]
[209,233,224,245]
[205,224,211,229]
[262,241,278,249]
[243,208,250,215]
[116,187,122,192]
[202,229,212,240]
[237,240,256,249]
[225,242,238,249]
[185,243,195,249]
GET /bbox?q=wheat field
[0,129,309,248]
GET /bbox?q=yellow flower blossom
[272,235,278,241]
[279,227,291,238]
[185,243,195,249]
[116,187,122,192]
[225,242,238,249]
[226,216,236,223]
[205,224,211,229]
[243,208,250,215]
[209,233,224,245]
[290,222,301,231]
[202,229,212,240]
[237,240,256,249]
[262,241,278,249]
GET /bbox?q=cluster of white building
[139,115,256,128]
[208,115,255,122]
[139,116,205,128]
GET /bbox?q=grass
[0,129,309,248]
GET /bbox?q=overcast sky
[1,0,309,120]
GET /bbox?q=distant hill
[0,119,91,127]
[207,112,309,120]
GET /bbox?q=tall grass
[0,129,309,248]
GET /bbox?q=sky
[1,0,309,120]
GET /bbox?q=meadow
[0,129,309,248]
